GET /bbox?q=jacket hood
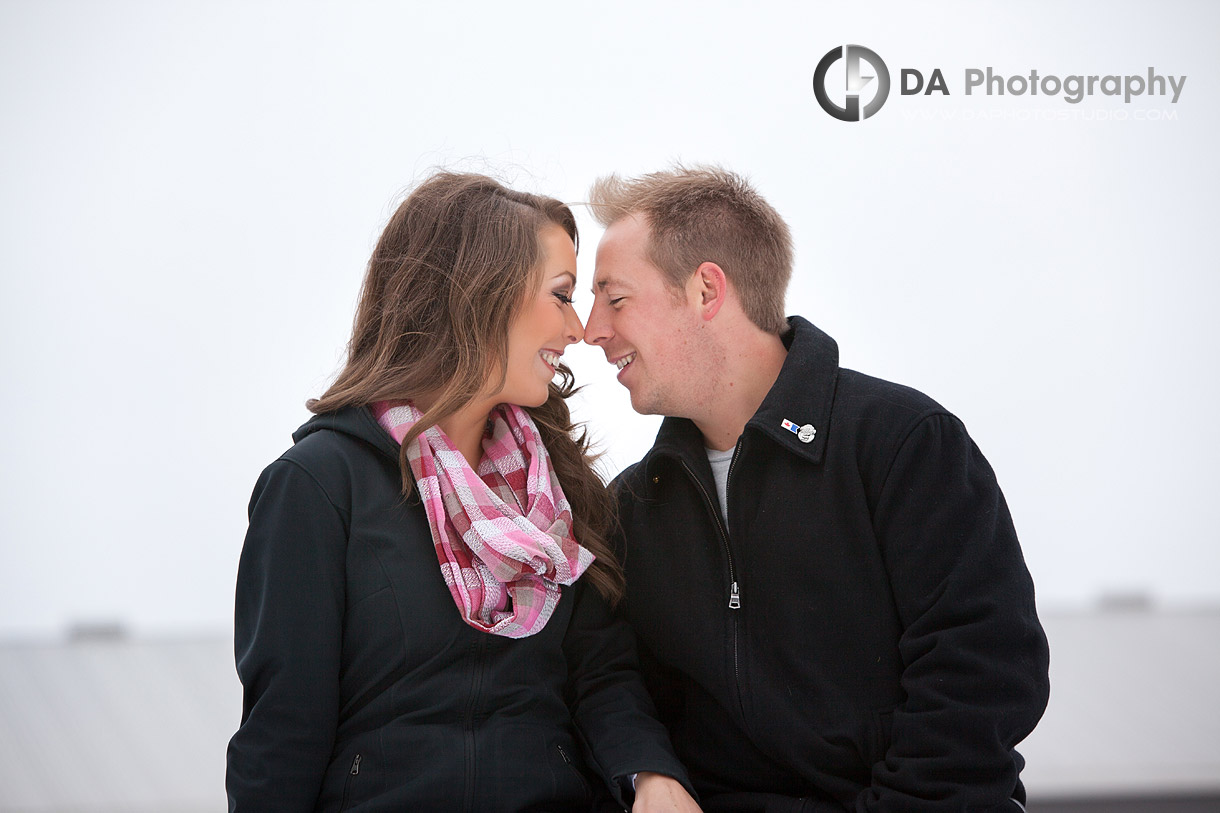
[650,315,839,468]
[292,405,402,460]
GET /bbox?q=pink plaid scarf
[372,400,595,638]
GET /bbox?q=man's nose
[583,300,611,346]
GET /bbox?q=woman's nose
[564,307,585,344]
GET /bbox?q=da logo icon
[813,45,891,121]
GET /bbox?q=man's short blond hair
[588,165,793,335]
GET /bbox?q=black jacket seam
[275,455,352,523]
[873,409,958,508]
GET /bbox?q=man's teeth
[615,353,636,370]
[540,350,560,367]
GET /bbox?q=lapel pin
[781,419,817,443]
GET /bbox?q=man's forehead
[599,213,650,248]
[593,217,654,290]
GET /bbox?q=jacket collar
[648,315,839,470]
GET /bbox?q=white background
[2,0,1217,637]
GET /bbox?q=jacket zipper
[340,753,361,810]
[725,440,744,609]
[679,438,747,721]
[678,457,740,611]
[462,634,487,813]
[724,440,745,697]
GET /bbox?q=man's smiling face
[584,214,710,418]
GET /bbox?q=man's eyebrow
[593,277,624,293]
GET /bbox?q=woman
[225,173,700,812]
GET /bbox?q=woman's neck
[432,398,496,469]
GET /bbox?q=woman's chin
[501,387,550,410]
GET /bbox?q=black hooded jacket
[226,405,691,812]
[613,317,1050,813]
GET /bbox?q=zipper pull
[729,581,741,610]
[350,754,362,775]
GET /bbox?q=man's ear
[693,262,728,321]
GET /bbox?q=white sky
[2,1,1217,636]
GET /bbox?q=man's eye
[609,297,625,307]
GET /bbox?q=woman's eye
[553,292,575,305]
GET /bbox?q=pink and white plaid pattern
[372,400,595,638]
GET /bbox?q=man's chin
[627,389,665,417]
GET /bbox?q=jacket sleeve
[562,579,697,807]
[860,412,1050,812]
[225,458,349,813]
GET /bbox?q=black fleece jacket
[613,317,1050,813]
[226,406,691,812]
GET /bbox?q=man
[584,166,1050,813]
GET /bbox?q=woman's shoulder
[261,406,400,511]
[283,406,394,468]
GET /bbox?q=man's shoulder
[771,352,964,471]
[834,367,950,425]
[827,368,986,483]
[779,317,957,443]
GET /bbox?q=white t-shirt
[705,446,734,529]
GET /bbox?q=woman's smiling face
[494,223,584,408]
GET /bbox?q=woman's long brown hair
[308,172,622,603]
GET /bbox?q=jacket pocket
[340,752,362,811]
[556,743,594,802]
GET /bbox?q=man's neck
[693,329,788,452]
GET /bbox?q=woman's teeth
[615,353,636,370]
[540,350,560,367]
